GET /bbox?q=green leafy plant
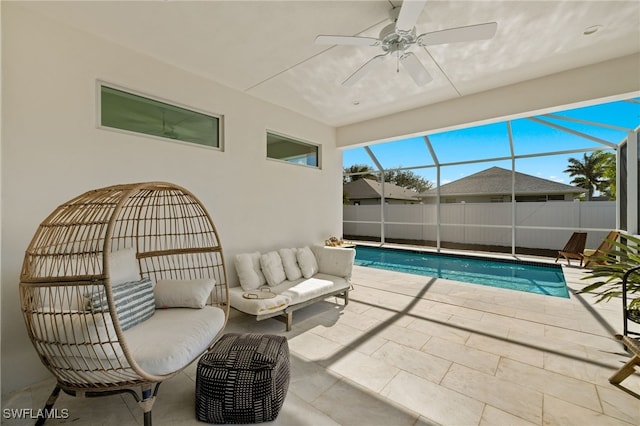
[580,234,640,312]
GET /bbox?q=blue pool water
[354,246,569,298]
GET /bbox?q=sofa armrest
[311,245,355,278]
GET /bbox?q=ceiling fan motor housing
[379,23,417,55]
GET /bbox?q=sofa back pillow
[278,248,303,281]
[260,251,287,286]
[235,252,266,291]
[296,246,318,278]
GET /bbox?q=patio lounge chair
[609,334,640,385]
[555,232,587,267]
[582,230,619,268]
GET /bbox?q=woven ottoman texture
[196,333,290,424]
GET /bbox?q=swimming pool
[354,246,569,298]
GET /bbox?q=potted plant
[580,233,640,332]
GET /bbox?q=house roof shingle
[344,178,420,202]
[419,166,586,198]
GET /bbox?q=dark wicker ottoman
[196,333,290,424]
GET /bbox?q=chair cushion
[87,278,155,330]
[108,248,140,285]
[125,306,226,375]
[155,278,215,309]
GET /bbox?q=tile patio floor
[3,249,639,425]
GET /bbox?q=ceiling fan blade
[315,35,380,46]
[400,52,432,86]
[343,54,388,86]
[395,0,428,32]
[417,22,498,46]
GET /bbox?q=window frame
[266,130,321,169]
[97,81,224,151]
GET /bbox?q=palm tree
[564,152,608,200]
[599,152,616,200]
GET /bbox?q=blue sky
[343,98,640,187]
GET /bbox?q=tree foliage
[599,152,616,200]
[343,164,377,183]
[579,233,640,311]
[564,151,614,200]
[344,164,432,193]
[383,169,433,193]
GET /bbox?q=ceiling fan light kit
[315,1,498,87]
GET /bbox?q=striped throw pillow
[88,278,155,331]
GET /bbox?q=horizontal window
[267,132,319,168]
[100,84,222,149]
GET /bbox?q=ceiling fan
[315,0,497,87]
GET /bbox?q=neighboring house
[344,178,420,205]
[419,166,586,203]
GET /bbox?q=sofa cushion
[281,277,334,304]
[228,286,290,316]
[278,248,303,281]
[125,306,226,376]
[155,278,215,309]
[296,246,318,278]
[269,273,351,305]
[235,252,266,291]
[260,251,287,286]
[312,245,356,278]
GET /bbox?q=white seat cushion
[124,306,225,376]
[228,286,290,316]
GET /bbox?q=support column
[423,136,441,251]
[627,130,639,235]
[507,121,516,256]
[364,146,385,244]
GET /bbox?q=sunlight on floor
[3,258,639,426]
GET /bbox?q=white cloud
[549,175,565,183]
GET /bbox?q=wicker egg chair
[20,182,229,426]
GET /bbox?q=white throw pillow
[297,246,318,278]
[278,248,303,281]
[235,252,265,291]
[260,251,287,286]
[108,248,140,286]
[154,278,215,309]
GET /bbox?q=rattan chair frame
[19,182,229,425]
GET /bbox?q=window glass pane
[100,85,220,148]
[267,132,319,167]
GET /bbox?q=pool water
[354,246,569,298]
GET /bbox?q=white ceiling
[20,1,640,127]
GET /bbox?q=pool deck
[3,245,639,425]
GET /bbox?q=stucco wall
[1,4,341,394]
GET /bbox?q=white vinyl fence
[343,201,616,251]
